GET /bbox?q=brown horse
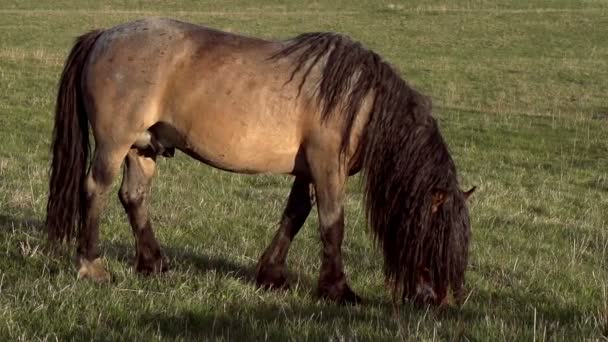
[46,18,474,305]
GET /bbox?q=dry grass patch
[0,48,63,67]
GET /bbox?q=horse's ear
[431,190,447,213]
[463,186,476,201]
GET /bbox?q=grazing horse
[46,18,474,305]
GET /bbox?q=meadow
[0,0,607,340]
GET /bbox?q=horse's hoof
[255,262,291,291]
[77,257,111,283]
[257,279,290,291]
[136,257,169,275]
[340,286,363,305]
[319,283,362,305]
[256,270,290,290]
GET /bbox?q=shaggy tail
[46,30,103,243]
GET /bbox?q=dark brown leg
[256,176,313,289]
[311,163,361,304]
[77,146,126,282]
[118,149,167,274]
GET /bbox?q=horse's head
[417,186,476,305]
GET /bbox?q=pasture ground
[0,0,607,340]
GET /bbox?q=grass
[0,0,607,340]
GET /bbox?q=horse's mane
[272,32,470,301]
[272,32,404,156]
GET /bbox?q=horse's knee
[118,187,129,207]
[84,172,109,200]
[84,174,96,199]
[86,152,123,198]
[118,186,144,208]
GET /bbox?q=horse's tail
[46,30,103,244]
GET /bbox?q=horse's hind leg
[118,149,167,274]
[256,176,313,289]
[77,145,128,282]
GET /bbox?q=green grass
[1,0,607,340]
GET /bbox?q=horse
[46,18,474,305]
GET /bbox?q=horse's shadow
[0,211,314,290]
[134,286,596,340]
[0,213,601,339]
[135,300,389,340]
[101,239,316,291]
[99,239,606,339]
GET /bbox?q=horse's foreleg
[77,146,126,282]
[118,149,167,275]
[256,176,313,289]
[311,162,361,304]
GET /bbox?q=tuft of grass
[0,0,607,340]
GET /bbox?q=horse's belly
[152,117,302,175]
[184,133,300,174]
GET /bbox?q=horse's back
[85,18,310,174]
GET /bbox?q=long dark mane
[273,32,471,301]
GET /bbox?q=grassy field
[1,0,607,340]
